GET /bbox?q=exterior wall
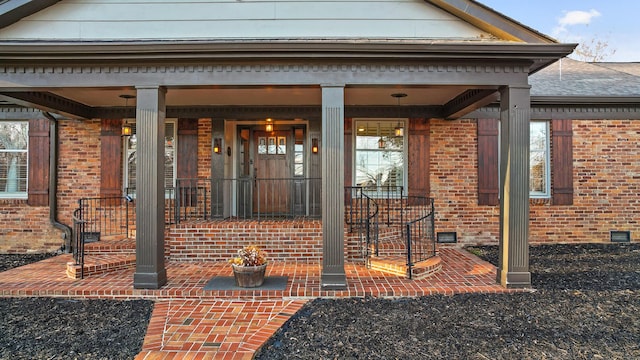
[431,118,640,245]
[166,220,324,262]
[0,200,60,253]
[197,118,212,179]
[0,119,101,253]
[0,1,490,41]
[3,116,639,253]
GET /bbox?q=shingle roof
[530,58,640,97]
[593,62,640,77]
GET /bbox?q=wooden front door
[253,130,292,215]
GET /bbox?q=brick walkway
[0,248,516,359]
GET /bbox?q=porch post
[133,86,167,289]
[497,85,531,288]
[321,84,347,290]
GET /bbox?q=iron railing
[125,187,176,225]
[174,177,322,222]
[345,186,379,266]
[71,196,133,278]
[405,197,436,279]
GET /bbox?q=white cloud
[559,9,601,26]
[553,9,601,37]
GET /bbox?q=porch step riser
[370,255,442,280]
[66,256,136,279]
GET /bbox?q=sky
[479,0,640,62]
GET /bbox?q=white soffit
[0,0,498,41]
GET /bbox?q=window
[354,120,405,194]
[124,120,176,194]
[498,120,551,198]
[530,121,550,197]
[0,121,28,198]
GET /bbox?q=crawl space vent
[610,231,630,243]
[437,232,457,244]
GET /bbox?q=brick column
[497,85,531,288]
[133,86,167,289]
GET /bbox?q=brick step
[66,254,136,279]
[369,255,442,280]
[84,237,136,255]
[369,256,408,277]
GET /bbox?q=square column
[133,86,167,289]
[498,85,532,288]
[321,84,347,290]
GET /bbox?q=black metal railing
[72,196,133,278]
[125,187,176,225]
[174,177,322,223]
[405,197,436,279]
[345,186,379,266]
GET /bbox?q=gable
[0,0,499,41]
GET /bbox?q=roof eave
[426,0,558,43]
[0,0,60,29]
[0,40,576,70]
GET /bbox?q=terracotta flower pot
[232,263,267,287]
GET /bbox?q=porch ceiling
[0,85,499,120]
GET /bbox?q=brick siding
[2,117,639,254]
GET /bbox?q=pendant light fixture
[119,94,136,137]
[391,93,407,137]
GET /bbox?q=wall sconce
[312,138,319,154]
[265,118,273,132]
[213,138,222,154]
[121,124,132,137]
[378,137,386,149]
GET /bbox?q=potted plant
[229,245,268,287]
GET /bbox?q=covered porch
[0,0,576,290]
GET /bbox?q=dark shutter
[552,119,573,205]
[27,119,50,206]
[100,119,122,198]
[177,119,198,205]
[408,118,430,198]
[477,119,499,206]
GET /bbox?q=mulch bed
[0,253,153,360]
[255,243,640,359]
[1,243,639,359]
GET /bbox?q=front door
[253,129,292,215]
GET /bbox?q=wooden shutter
[477,119,499,206]
[177,118,198,179]
[177,119,198,205]
[552,119,573,205]
[100,119,122,198]
[408,118,430,198]
[27,119,50,206]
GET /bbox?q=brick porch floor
[0,247,519,359]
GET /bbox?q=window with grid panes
[354,120,405,195]
[123,120,176,195]
[0,121,28,198]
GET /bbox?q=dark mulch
[0,253,57,272]
[255,243,640,359]
[2,243,640,359]
[0,254,153,360]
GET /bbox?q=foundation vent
[437,232,457,244]
[610,231,630,243]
